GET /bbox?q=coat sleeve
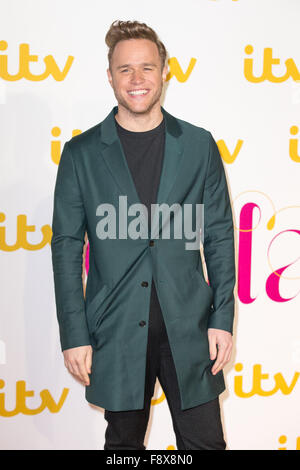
[50,141,91,351]
[202,131,236,334]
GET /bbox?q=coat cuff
[58,314,91,352]
[207,307,234,335]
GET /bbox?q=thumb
[85,348,92,374]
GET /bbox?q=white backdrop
[1,0,300,450]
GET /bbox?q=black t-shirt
[115,115,169,343]
[115,115,165,230]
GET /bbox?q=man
[51,20,236,450]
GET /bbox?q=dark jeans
[104,279,226,450]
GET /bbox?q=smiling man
[108,40,164,128]
[51,20,236,450]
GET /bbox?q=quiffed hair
[105,20,167,72]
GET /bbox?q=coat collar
[100,105,182,144]
[99,105,184,238]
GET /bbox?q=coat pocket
[191,268,214,301]
[85,284,109,334]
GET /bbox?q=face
[107,38,168,116]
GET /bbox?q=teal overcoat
[51,105,236,411]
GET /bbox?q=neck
[115,103,163,132]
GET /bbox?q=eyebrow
[116,62,158,70]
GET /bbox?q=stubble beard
[113,80,164,117]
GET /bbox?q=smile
[127,89,149,97]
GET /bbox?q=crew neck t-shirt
[115,116,165,229]
[115,115,169,349]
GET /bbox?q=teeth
[128,90,148,95]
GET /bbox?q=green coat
[51,105,236,411]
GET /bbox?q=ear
[162,64,168,82]
[107,68,113,87]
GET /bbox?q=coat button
[139,320,146,327]
[141,281,148,287]
[149,240,154,246]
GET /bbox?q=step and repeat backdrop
[1,0,300,450]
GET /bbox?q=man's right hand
[63,345,93,386]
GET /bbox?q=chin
[126,102,152,114]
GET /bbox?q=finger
[70,360,82,381]
[76,358,90,385]
[85,349,92,375]
[212,358,225,375]
[224,345,233,364]
[213,345,231,374]
[208,335,217,360]
[68,358,87,384]
[213,362,224,375]
[65,360,76,376]
[211,345,226,375]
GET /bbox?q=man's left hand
[207,328,233,375]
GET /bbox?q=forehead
[112,38,160,66]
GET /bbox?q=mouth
[127,89,150,99]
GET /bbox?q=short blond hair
[105,20,167,72]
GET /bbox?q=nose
[130,69,144,84]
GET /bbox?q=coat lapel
[99,105,184,239]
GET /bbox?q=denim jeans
[103,279,226,450]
